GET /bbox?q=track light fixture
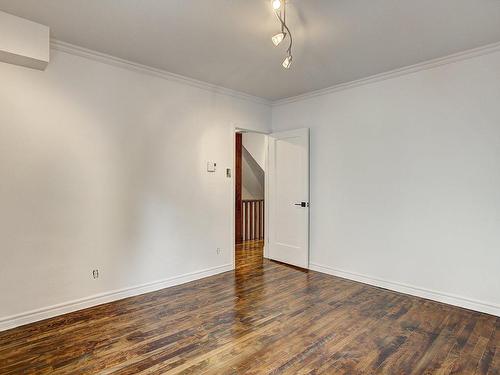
[282,54,292,69]
[272,32,286,46]
[271,0,293,69]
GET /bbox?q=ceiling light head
[272,32,286,46]
[282,54,292,69]
[270,0,293,69]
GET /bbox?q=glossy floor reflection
[235,239,264,273]
[0,240,498,374]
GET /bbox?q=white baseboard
[0,264,233,332]
[309,263,500,317]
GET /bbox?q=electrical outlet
[92,269,99,279]
[216,248,222,255]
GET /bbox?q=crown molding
[50,39,271,106]
[273,41,500,106]
[48,39,500,107]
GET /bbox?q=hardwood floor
[0,240,498,374]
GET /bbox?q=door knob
[294,202,309,207]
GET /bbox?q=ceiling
[1,0,500,100]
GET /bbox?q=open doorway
[235,131,267,269]
[233,127,310,271]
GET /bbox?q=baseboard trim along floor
[309,263,500,317]
[0,263,233,332]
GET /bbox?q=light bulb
[272,0,281,10]
[282,55,292,69]
[272,32,286,46]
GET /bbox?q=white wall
[243,132,267,171]
[242,147,264,200]
[272,49,500,316]
[0,46,270,328]
[242,132,266,200]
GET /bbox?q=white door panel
[268,128,309,268]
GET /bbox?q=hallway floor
[236,239,264,271]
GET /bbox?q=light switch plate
[207,161,216,172]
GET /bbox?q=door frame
[231,126,270,270]
[235,132,243,245]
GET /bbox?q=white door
[268,128,309,268]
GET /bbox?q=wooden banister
[242,199,264,241]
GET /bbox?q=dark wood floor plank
[485,318,500,375]
[0,240,498,374]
